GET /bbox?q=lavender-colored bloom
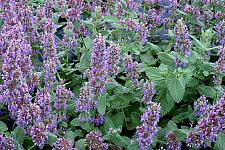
[17,102,41,126]
[85,131,108,150]
[215,20,225,46]
[169,0,179,14]
[163,17,171,31]
[0,134,15,150]
[90,113,104,126]
[126,0,140,11]
[174,56,186,68]
[187,91,225,148]
[44,0,53,18]
[147,9,162,32]
[183,4,193,14]
[186,130,203,149]
[105,42,120,77]
[215,47,225,73]
[54,84,74,110]
[29,122,48,148]
[53,138,73,150]
[174,19,192,57]
[137,102,160,150]
[142,81,156,105]
[76,83,96,113]
[89,34,107,95]
[35,90,51,118]
[125,19,137,32]
[136,24,148,45]
[41,24,59,90]
[215,11,223,20]
[194,96,208,117]
[62,22,79,50]
[166,132,181,150]
[114,2,125,20]
[67,0,84,21]
[124,54,140,86]
[144,0,161,4]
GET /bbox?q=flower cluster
[124,54,140,86]
[0,134,15,150]
[215,20,225,46]
[89,34,107,95]
[136,23,149,45]
[142,81,156,105]
[105,42,120,77]
[85,131,108,150]
[194,96,208,117]
[29,122,48,148]
[67,0,84,21]
[186,91,225,148]
[215,46,225,74]
[53,138,74,150]
[166,132,181,150]
[174,18,192,57]
[54,84,74,110]
[137,102,161,150]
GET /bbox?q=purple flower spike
[85,131,108,150]
[137,102,160,150]
[174,18,192,57]
[166,132,181,150]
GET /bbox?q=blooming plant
[0,0,225,150]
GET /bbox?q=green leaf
[46,132,57,146]
[109,95,130,109]
[167,121,178,132]
[75,139,86,150]
[146,42,161,53]
[198,85,217,99]
[158,52,175,66]
[65,131,75,146]
[127,140,139,150]
[97,94,107,115]
[11,126,24,145]
[215,132,225,150]
[140,53,157,66]
[0,121,8,132]
[172,111,190,123]
[111,112,125,128]
[156,89,175,117]
[145,67,166,84]
[71,118,81,127]
[166,76,185,103]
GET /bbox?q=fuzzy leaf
[0,121,8,132]
[215,132,225,150]
[166,76,185,103]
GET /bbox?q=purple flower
[105,42,120,77]
[136,24,148,45]
[194,96,208,117]
[215,20,225,46]
[174,19,192,57]
[67,0,84,21]
[76,83,96,113]
[89,34,107,95]
[147,9,162,32]
[166,132,181,150]
[53,138,73,150]
[186,130,203,149]
[44,0,53,18]
[54,84,74,110]
[35,90,51,118]
[29,122,48,148]
[137,102,160,150]
[0,134,15,150]
[124,54,140,86]
[215,47,225,73]
[90,113,104,126]
[142,81,156,105]
[114,2,125,20]
[85,131,108,150]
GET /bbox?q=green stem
[28,144,35,150]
